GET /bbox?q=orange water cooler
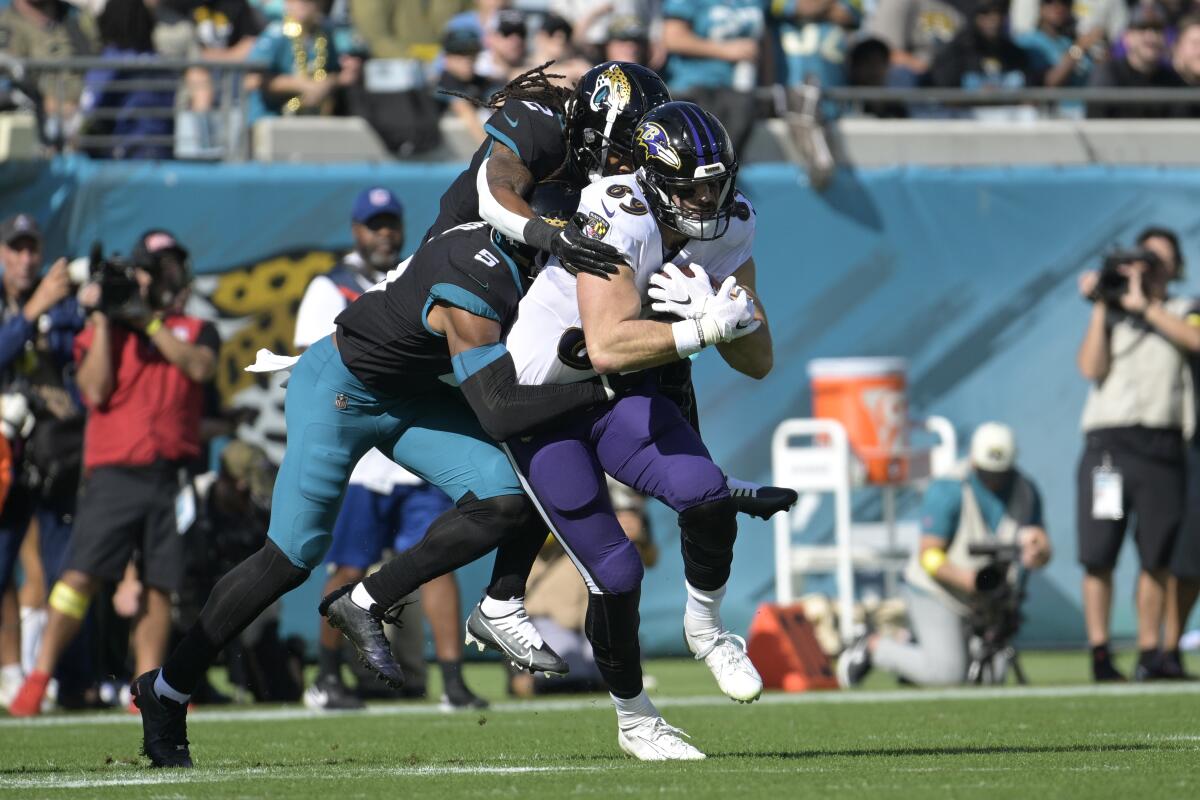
[808,357,909,484]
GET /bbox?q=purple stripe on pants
[507,385,729,594]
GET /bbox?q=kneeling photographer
[10,230,220,716]
[838,423,1052,687]
[1076,238,1200,682]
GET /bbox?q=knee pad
[679,496,738,552]
[460,493,536,539]
[48,581,90,620]
[592,540,644,596]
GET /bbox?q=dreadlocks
[440,61,572,114]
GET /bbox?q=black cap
[442,24,482,55]
[540,12,572,39]
[1129,2,1167,29]
[0,213,41,246]
[131,229,189,268]
[494,8,527,37]
[607,14,648,42]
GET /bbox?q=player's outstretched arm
[432,304,609,442]
[715,258,772,380]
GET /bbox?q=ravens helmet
[633,101,739,241]
[564,62,671,183]
[500,180,581,276]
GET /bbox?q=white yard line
[2,680,1199,729]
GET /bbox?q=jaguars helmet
[564,62,671,183]
[499,180,581,276]
[633,101,739,241]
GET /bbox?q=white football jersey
[506,173,756,386]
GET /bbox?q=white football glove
[696,276,760,344]
[648,263,716,318]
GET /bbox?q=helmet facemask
[639,162,738,241]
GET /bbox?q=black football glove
[524,213,625,280]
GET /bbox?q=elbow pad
[476,157,533,243]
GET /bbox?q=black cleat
[131,670,192,768]
[1092,654,1127,683]
[836,635,872,689]
[730,484,799,520]
[320,584,405,690]
[440,681,489,711]
[303,674,366,711]
[465,603,569,675]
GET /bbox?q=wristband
[522,216,556,252]
[145,318,164,337]
[671,319,704,358]
[920,546,947,577]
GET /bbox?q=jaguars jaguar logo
[588,64,633,115]
[635,122,682,170]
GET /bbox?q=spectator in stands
[294,187,485,711]
[846,34,910,116]
[1010,0,1127,45]
[662,0,765,154]
[350,0,471,61]
[1075,239,1200,682]
[770,0,860,90]
[79,0,176,160]
[152,0,265,112]
[9,230,220,716]
[478,8,530,84]
[1087,3,1184,118]
[839,423,1053,688]
[1174,13,1200,89]
[602,15,657,69]
[927,0,1042,88]
[0,214,82,711]
[865,0,963,85]
[245,0,360,121]
[509,478,657,698]
[0,0,98,145]
[529,12,591,86]
[1017,0,1098,87]
[436,25,491,145]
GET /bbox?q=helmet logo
[589,64,633,115]
[636,122,682,170]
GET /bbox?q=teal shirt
[663,0,766,92]
[247,20,342,122]
[919,474,1042,545]
[770,0,863,89]
[1016,29,1091,87]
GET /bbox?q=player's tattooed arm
[715,258,773,380]
[483,142,536,226]
[431,303,609,441]
[577,269,685,375]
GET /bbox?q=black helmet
[564,62,671,183]
[499,180,581,276]
[633,101,739,241]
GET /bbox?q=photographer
[10,230,219,716]
[1075,235,1200,682]
[839,423,1052,687]
[0,214,84,707]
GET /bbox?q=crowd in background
[5,0,1200,159]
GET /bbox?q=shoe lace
[709,633,752,673]
[645,718,695,754]
[495,607,545,650]
[378,598,414,627]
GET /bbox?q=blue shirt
[1016,29,1092,86]
[771,0,862,89]
[247,20,342,121]
[663,0,765,92]
[919,473,1042,546]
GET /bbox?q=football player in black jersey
[132,184,607,767]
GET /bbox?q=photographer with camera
[1075,231,1200,682]
[0,213,85,710]
[10,229,220,716]
[838,423,1052,688]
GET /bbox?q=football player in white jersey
[491,101,772,760]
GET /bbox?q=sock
[350,583,377,611]
[612,689,658,729]
[684,581,726,635]
[154,670,191,705]
[1,663,22,685]
[1138,648,1158,668]
[317,645,342,681]
[439,660,465,691]
[725,477,763,494]
[480,595,523,618]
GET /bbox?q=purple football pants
[506,383,731,596]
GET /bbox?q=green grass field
[2,652,1198,799]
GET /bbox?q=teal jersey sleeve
[482,99,566,182]
[919,479,962,544]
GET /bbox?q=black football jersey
[335,222,530,397]
[424,99,571,240]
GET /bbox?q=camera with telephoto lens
[965,542,1028,684]
[1090,248,1163,308]
[84,243,151,324]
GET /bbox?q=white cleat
[618,716,707,761]
[685,617,763,704]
